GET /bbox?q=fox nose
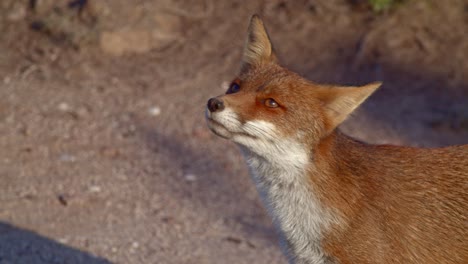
[207,98,224,113]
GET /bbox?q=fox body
[205,15,468,264]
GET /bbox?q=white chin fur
[206,119,233,139]
[207,111,308,170]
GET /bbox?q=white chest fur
[224,119,335,263]
[243,149,334,264]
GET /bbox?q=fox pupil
[227,83,240,94]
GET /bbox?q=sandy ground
[0,1,467,263]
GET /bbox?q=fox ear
[241,15,277,72]
[321,82,382,130]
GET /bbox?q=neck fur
[239,135,342,262]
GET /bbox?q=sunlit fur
[207,110,336,263]
[206,15,468,264]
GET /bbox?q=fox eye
[264,98,279,108]
[226,82,240,94]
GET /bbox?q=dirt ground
[0,0,467,263]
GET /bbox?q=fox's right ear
[241,15,277,73]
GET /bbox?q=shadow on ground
[0,222,111,264]
[139,122,280,245]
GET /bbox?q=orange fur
[206,15,468,263]
[316,132,468,263]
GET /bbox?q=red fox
[205,15,468,264]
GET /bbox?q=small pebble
[131,241,139,248]
[148,106,161,116]
[89,185,102,193]
[57,194,68,206]
[58,237,69,244]
[59,153,76,162]
[58,102,71,111]
[184,174,197,182]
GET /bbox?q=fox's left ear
[320,82,382,131]
[241,15,278,73]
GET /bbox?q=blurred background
[0,0,467,263]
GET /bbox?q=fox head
[206,15,380,164]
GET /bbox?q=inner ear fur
[319,82,382,130]
[241,15,278,73]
